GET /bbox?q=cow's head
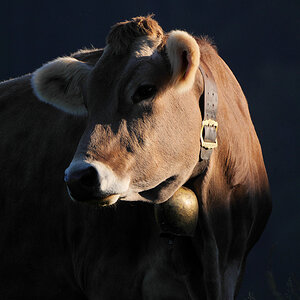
[32,16,203,206]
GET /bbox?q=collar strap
[198,63,219,160]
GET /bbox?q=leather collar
[198,62,218,161]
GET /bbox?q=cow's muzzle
[64,160,129,206]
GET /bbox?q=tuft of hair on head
[106,15,164,55]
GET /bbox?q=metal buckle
[200,119,218,149]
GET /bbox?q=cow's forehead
[93,38,167,88]
[131,36,163,58]
[102,35,163,60]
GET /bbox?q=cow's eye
[132,84,157,104]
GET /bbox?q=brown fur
[106,15,165,54]
[0,16,271,300]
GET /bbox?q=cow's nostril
[79,166,99,187]
[65,165,100,201]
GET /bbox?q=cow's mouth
[84,194,120,207]
[67,186,120,207]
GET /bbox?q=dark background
[1,0,299,299]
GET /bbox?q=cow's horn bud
[154,187,199,237]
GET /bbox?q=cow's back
[0,75,87,299]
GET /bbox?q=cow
[0,16,271,299]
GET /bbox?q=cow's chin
[67,189,120,207]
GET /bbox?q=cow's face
[32,17,203,206]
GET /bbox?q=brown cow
[0,16,271,299]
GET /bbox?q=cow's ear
[166,30,200,92]
[31,57,91,115]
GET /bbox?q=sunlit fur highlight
[32,57,90,115]
[166,30,200,92]
[106,15,165,55]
